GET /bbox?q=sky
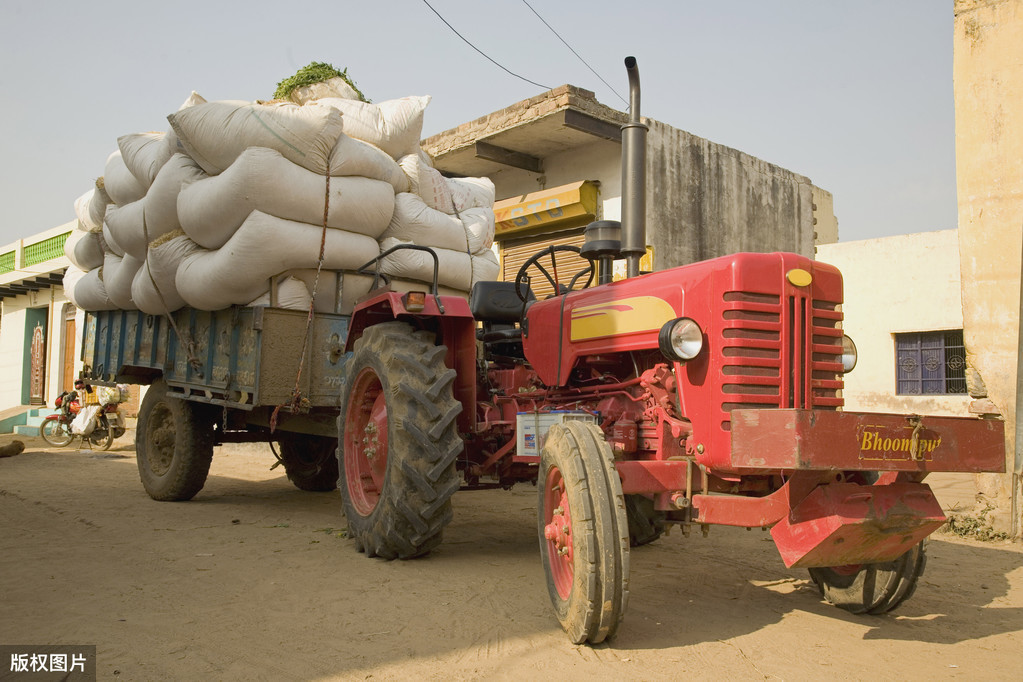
[0,0,956,247]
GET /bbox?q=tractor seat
[469,281,534,357]
[470,280,532,323]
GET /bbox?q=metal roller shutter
[500,229,588,299]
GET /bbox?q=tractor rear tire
[276,434,339,491]
[624,494,666,547]
[808,541,927,614]
[136,379,216,501]
[338,322,463,559]
[538,421,630,645]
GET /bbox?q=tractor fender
[345,289,477,433]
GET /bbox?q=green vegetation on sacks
[273,62,369,103]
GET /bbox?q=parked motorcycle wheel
[88,419,115,451]
[39,416,74,447]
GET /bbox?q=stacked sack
[63,76,500,315]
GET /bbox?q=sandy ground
[1,429,1022,681]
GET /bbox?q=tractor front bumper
[729,409,1005,474]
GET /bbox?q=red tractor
[337,58,1005,644]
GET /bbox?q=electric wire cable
[421,0,552,90]
[521,0,629,108]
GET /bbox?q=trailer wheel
[338,322,462,559]
[538,421,630,644]
[276,434,339,491]
[808,541,927,614]
[136,379,215,501]
[624,494,666,547]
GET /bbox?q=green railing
[23,231,70,267]
[0,250,14,274]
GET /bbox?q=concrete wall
[954,0,1023,520]
[817,230,971,417]
[644,120,817,270]
[484,120,823,268]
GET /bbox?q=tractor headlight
[659,317,703,362]
[841,335,858,373]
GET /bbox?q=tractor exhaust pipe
[621,56,648,278]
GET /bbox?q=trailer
[82,302,349,496]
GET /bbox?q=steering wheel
[514,245,594,302]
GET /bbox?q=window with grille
[895,330,967,395]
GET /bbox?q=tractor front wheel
[337,322,463,559]
[808,541,927,614]
[538,421,630,644]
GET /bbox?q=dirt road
[2,431,1021,680]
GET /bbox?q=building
[422,85,837,281]
[954,0,1023,532]
[0,224,76,431]
[817,230,971,417]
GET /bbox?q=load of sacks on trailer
[63,77,499,314]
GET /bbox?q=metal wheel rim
[41,418,73,446]
[145,403,175,476]
[344,367,388,516]
[543,465,573,600]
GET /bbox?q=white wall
[487,139,624,224]
[0,286,73,410]
[0,303,28,408]
[816,230,971,416]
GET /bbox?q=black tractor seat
[469,281,534,356]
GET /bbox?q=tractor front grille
[720,290,843,431]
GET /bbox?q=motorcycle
[39,389,126,450]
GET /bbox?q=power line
[521,0,629,108]
[421,0,552,91]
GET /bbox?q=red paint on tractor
[770,482,947,568]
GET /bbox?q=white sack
[104,200,146,260]
[143,154,207,238]
[131,232,204,314]
[289,77,360,104]
[64,229,105,271]
[328,133,408,191]
[317,96,430,159]
[447,176,496,212]
[105,154,207,260]
[471,247,500,285]
[378,237,474,291]
[246,276,312,311]
[88,181,113,231]
[178,147,395,249]
[65,267,117,311]
[102,222,125,257]
[398,153,452,212]
[71,405,100,436]
[165,91,207,156]
[104,150,146,205]
[74,190,100,231]
[118,132,172,189]
[461,207,496,255]
[102,252,142,310]
[167,99,344,175]
[176,211,380,310]
[381,195,496,256]
[380,193,467,253]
